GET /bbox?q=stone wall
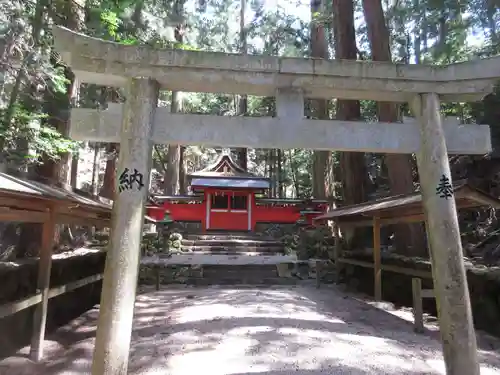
[254,222,296,238]
[171,221,202,234]
[339,255,500,337]
[0,249,106,358]
[139,264,203,285]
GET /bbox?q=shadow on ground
[1,285,499,375]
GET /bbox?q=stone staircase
[141,232,300,285]
[180,232,285,255]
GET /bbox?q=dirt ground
[1,284,500,375]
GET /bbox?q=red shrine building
[147,151,328,232]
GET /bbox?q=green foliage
[100,10,121,38]
[141,232,163,256]
[0,104,77,165]
[37,126,78,159]
[293,226,335,260]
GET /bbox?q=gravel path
[1,285,500,375]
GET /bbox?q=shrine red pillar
[203,191,211,232]
[250,192,257,231]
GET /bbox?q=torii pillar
[412,93,479,375]
[91,78,159,375]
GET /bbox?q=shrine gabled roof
[190,152,269,181]
[191,178,269,189]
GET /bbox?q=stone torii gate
[52,26,500,375]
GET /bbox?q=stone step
[181,250,286,256]
[182,245,285,253]
[140,258,299,286]
[183,232,275,241]
[182,277,299,286]
[200,264,293,285]
[145,254,296,265]
[181,239,283,247]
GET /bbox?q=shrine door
[206,191,251,231]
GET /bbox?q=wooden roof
[314,181,500,227]
[190,152,268,181]
[0,173,112,226]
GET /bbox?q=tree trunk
[164,22,185,195]
[487,0,497,44]
[274,149,280,197]
[70,152,79,188]
[289,149,300,198]
[100,143,118,199]
[268,149,274,198]
[179,146,187,194]
[277,148,282,197]
[311,0,331,200]
[362,0,426,257]
[91,143,100,196]
[333,0,370,248]
[236,0,248,170]
[163,91,183,195]
[414,0,421,64]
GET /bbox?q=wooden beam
[421,288,435,298]
[0,293,42,319]
[48,273,104,299]
[56,213,110,227]
[412,278,425,333]
[29,206,56,362]
[338,213,425,229]
[0,196,51,212]
[0,208,49,223]
[0,194,110,216]
[0,273,104,320]
[382,263,432,279]
[373,216,382,301]
[336,257,432,279]
[372,205,424,219]
[56,202,110,215]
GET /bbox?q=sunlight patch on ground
[2,286,500,375]
[156,288,445,375]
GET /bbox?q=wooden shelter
[314,181,500,301]
[0,172,112,361]
[0,173,111,225]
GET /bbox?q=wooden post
[333,221,341,284]
[315,260,321,289]
[155,267,160,291]
[30,206,56,361]
[373,216,382,301]
[91,78,159,375]
[412,93,479,375]
[412,278,424,333]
